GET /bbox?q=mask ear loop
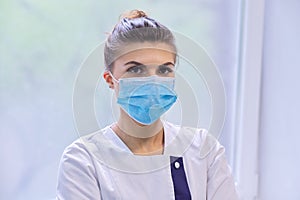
[108,71,120,83]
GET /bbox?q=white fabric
[56,121,239,200]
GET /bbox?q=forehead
[114,42,176,66]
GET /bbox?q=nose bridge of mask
[109,71,173,85]
[118,75,175,97]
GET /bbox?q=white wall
[231,0,300,199]
[258,0,300,199]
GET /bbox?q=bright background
[0,0,299,199]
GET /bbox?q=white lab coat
[56,121,238,200]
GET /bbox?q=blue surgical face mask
[111,73,177,125]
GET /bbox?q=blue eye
[127,65,146,74]
[158,65,174,75]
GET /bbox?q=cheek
[114,82,120,96]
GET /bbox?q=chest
[94,155,208,200]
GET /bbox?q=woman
[56,10,239,200]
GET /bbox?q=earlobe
[103,71,114,89]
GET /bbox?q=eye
[126,65,147,74]
[157,65,174,75]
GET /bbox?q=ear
[103,71,115,89]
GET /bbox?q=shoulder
[163,120,208,140]
[163,121,224,160]
[56,129,110,199]
[60,125,113,163]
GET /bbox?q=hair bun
[120,10,148,20]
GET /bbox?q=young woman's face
[111,42,176,80]
[102,42,177,126]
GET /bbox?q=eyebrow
[124,61,175,66]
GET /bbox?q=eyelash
[158,66,173,74]
[127,65,146,74]
[126,65,174,75]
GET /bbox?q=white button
[174,161,180,169]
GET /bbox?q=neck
[112,110,165,155]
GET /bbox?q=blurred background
[0,0,299,199]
